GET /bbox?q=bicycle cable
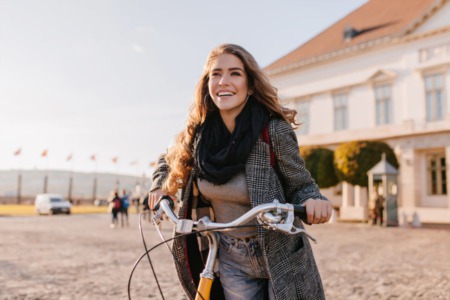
[128,212,261,300]
[127,211,165,300]
[153,217,172,253]
[152,220,260,300]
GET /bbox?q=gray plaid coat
[150,118,326,300]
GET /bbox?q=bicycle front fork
[195,232,219,300]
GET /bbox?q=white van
[35,194,72,215]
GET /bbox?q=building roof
[265,0,446,74]
[368,154,398,175]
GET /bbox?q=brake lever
[151,210,163,225]
[283,226,317,244]
[151,196,175,225]
[260,210,317,244]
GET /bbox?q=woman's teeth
[218,92,234,96]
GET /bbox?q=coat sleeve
[269,118,327,205]
[149,154,169,192]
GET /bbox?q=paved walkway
[310,222,449,300]
[0,214,448,299]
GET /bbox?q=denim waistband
[219,232,258,245]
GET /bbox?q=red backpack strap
[261,124,277,167]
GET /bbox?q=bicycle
[129,195,317,300]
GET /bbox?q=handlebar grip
[153,195,175,211]
[293,204,308,222]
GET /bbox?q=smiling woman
[147,44,333,300]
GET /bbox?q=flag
[90,154,96,161]
[66,153,73,161]
[41,149,48,157]
[130,160,138,166]
[112,157,118,164]
[13,148,22,156]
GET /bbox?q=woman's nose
[218,74,229,86]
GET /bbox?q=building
[0,169,150,204]
[265,0,450,224]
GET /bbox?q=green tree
[300,147,339,188]
[334,141,399,187]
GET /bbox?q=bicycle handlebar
[153,196,316,243]
[292,204,307,222]
[152,195,178,224]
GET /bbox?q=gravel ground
[0,213,449,300]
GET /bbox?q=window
[374,84,392,125]
[296,100,309,134]
[333,93,348,130]
[427,154,447,195]
[424,73,445,121]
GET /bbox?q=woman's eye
[231,72,241,76]
[211,72,221,77]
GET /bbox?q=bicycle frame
[152,198,316,300]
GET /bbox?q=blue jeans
[218,233,275,300]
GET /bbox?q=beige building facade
[266,0,450,224]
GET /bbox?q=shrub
[334,141,399,187]
[300,147,339,188]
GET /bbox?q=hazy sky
[0,0,367,176]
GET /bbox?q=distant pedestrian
[133,195,141,214]
[142,194,150,211]
[110,192,122,228]
[121,189,130,227]
[141,194,150,222]
[371,189,384,226]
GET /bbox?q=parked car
[35,194,71,215]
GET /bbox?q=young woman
[149,44,332,300]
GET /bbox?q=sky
[0,0,367,177]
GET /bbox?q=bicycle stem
[200,232,218,280]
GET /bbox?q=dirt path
[0,214,448,299]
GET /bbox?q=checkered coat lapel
[150,118,326,300]
[245,137,271,207]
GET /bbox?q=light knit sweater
[197,171,257,238]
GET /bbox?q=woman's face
[208,53,250,119]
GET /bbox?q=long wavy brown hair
[162,44,298,195]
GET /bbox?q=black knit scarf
[196,98,270,185]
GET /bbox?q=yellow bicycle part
[195,277,213,300]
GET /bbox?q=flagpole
[14,148,22,204]
[130,160,140,186]
[91,155,97,202]
[67,153,74,202]
[112,157,119,191]
[135,162,139,185]
[17,173,22,204]
[141,172,146,197]
[42,149,48,193]
[116,163,120,191]
[93,175,97,201]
